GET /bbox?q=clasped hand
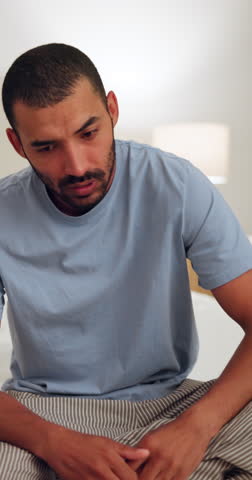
[126,413,212,480]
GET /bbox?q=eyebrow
[74,115,99,134]
[30,116,100,147]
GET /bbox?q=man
[0,43,251,480]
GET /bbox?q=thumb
[119,445,150,461]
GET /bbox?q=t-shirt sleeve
[182,162,252,290]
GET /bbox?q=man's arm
[0,390,54,459]
[183,268,252,437]
[127,269,252,479]
[0,390,150,479]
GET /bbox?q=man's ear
[6,128,27,159]
[106,91,119,128]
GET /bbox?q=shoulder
[0,167,33,197]
[115,139,193,190]
[0,167,33,221]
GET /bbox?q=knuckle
[95,464,111,479]
[140,435,156,449]
[156,450,167,461]
[168,460,184,477]
[125,469,138,480]
[106,452,117,465]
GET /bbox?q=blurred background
[0,0,251,232]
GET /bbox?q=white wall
[0,0,251,231]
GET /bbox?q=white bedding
[0,293,244,386]
[0,305,12,385]
[190,291,244,380]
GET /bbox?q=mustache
[61,169,105,188]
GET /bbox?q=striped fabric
[0,378,251,479]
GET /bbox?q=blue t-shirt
[0,140,252,401]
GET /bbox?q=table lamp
[152,122,230,184]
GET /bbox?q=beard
[30,138,116,216]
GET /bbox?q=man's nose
[62,145,87,177]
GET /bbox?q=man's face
[7,78,119,216]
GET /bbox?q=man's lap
[0,379,251,479]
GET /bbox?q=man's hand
[127,412,213,480]
[42,424,150,480]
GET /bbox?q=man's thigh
[121,379,252,479]
[0,440,55,480]
[196,399,252,479]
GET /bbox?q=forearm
[181,329,252,438]
[0,391,59,460]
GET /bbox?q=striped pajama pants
[0,378,251,479]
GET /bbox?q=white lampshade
[152,123,230,183]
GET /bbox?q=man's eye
[82,129,97,139]
[37,144,54,153]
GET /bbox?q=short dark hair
[2,43,108,130]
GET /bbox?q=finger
[138,459,161,480]
[101,466,124,480]
[154,470,175,480]
[112,456,139,480]
[146,467,183,480]
[127,458,147,472]
[119,446,150,461]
